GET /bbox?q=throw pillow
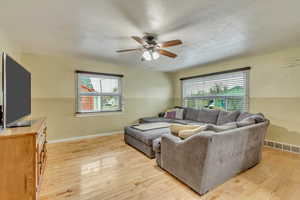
[178,126,207,139]
[206,122,237,132]
[164,110,176,119]
[164,108,184,120]
[175,106,187,119]
[170,124,203,135]
[175,108,184,120]
[217,110,240,125]
[158,112,165,117]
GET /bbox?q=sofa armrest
[160,132,214,194]
[161,134,183,145]
[161,131,213,145]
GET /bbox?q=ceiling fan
[116,34,183,61]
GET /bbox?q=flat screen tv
[2,53,31,128]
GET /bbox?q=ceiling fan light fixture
[152,51,160,60]
[142,50,152,61]
[142,50,160,61]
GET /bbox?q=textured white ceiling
[1,0,300,71]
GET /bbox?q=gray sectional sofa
[140,107,269,195]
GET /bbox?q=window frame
[180,67,250,112]
[75,70,124,114]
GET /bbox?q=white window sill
[75,111,124,118]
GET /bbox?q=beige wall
[0,31,19,57]
[0,30,22,105]
[19,53,173,140]
[2,28,300,145]
[171,47,300,146]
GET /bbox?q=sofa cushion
[197,108,220,124]
[124,126,170,146]
[217,110,240,125]
[206,122,237,132]
[237,112,266,123]
[237,117,256,127]
[140,117,172,124]
[185,108,199,121]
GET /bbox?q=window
[76,71,123,114]
[181,68,250,111]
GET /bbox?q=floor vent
[264,140,300,154]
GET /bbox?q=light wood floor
[40,134,300,200]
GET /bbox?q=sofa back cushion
[217,110,240,125]
[185,108,220,124]
[206,122,237,132]
[184,108,199,121]
[236,112,252,121]
[197,108,220,124]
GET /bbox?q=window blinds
[181,68,250,111]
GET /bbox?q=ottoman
[124,126,170,158]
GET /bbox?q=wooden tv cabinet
[0,118,47,200]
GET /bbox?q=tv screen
[2,53,31,126]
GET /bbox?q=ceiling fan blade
[131,36,144,45]
[160,40,182,48]
[116,48,142,53]
[158,49,177,58]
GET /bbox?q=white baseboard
[48,131,124,144]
